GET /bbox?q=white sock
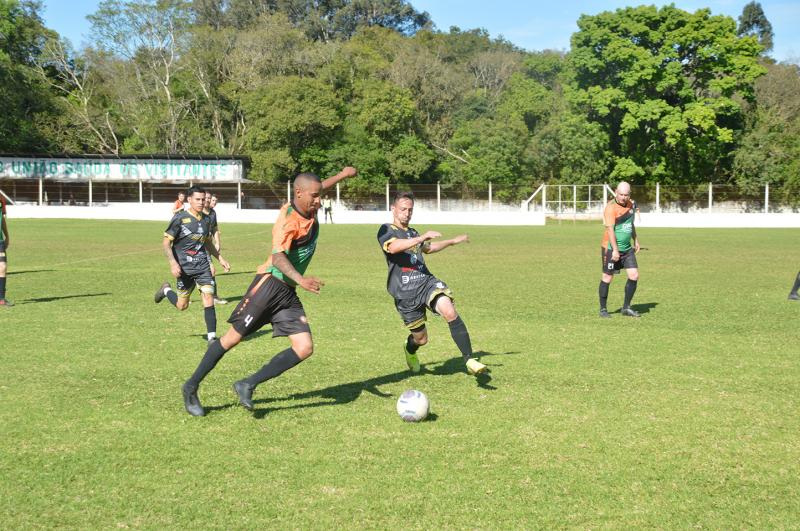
[207,332,216,340]
[163,287,172,296]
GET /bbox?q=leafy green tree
[386,134,434,182]
[497,72,553,131]
[0,0,58,152]
[737,1,773,54]
[88,0,194,153]
[734,62,800,201]
[569,5,765,184]
[241,76,340,181]
[351,79,417,142]
[441,115,531,198]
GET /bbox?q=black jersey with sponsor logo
[164,210,213,271]
[377,223,434,300]
[205,208,218,234]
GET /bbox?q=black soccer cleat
[154,282,171,303]
[789,292,800,301]
[621,307,641,318]
[182,382,206,417]
[599,308,611,318]
[233,380,255,410]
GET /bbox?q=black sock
[624,279,638,308]
[204,305,217,337]
[186,339,227,388]
[448,316,472,361]
[599,280,610,310]
[405,334,420,354]
[244,348,302,386]
[791,272,800,294]
[166,289,178,306]
[0,277,5,300]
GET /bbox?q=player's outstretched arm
[425,234,469,254]
[272,252,323,294]
[386,230,441,254]
[321,166,357,192]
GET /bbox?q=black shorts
[227,274,310,338]
[176,265,215,298]
[0,240,6,263]
[601,247,638,275]
[394,276,453,330]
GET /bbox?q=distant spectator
[322,196,334,224]
[172,191,186,214]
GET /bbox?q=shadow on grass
[8,269,55,276]
[217,271,257,277]
[611,301,658,315]
[203,350,517,418]
[18,292,111,304]
[187,328,275,343]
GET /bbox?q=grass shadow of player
[189,328,274,342]
[217,271,257,278]
[8,269,55,276]
[612,302,658,315]
[19,292,111,304]
[244,350,516,419]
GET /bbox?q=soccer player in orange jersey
[181,167,357,417]
[599,182,641,318]
[172,191,186,214]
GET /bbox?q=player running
[155,186,231,342]
[202,191,228,305]
[180,167,357,417]
[0,195,12,307]
[377,191,487,376]
[598,181,641,318]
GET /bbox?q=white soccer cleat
[466,358,487,376]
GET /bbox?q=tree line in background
[1,0,798,201]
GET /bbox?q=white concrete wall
[6,203,546,226]
[638,212,800,228]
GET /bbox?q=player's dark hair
[393,191,415,204]
[294,172,321,188]
[186,185,206,197]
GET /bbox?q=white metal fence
[1,178,795,216]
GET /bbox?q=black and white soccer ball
[396,390,429,422]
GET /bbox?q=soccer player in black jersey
[155,186,231,342]
[788,272,800,300]
[0,195,11,307]
[377,191,487,376]
[203,191,228,305]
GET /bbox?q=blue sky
[42,0,799,63]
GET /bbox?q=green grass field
[1,218,799,528]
